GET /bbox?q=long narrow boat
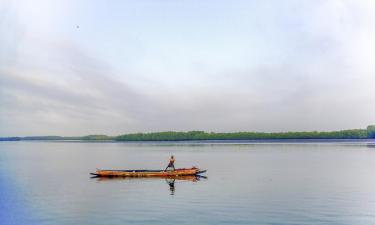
[93,175,207,182]
[90,167,206,177]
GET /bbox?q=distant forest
[1,126,375,141]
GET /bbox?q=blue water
[1,140,375,224]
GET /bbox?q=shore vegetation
[1,125,374,141]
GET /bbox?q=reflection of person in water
[166,179,175,195]
[164,155,175,171]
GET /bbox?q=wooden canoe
[90,167,206,177]
[93,175,207,182]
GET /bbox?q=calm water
[1,141,375,225]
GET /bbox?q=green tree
[367,125,375,138]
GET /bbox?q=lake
[1,140,375,225]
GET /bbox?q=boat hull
[93,175,207,182]
[90,167,205,177]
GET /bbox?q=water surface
[1,141,375,224]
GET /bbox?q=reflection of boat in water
[91,175,207,195]
[90,167,206,177]
[164,175,207,195]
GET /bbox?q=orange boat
[93,175,206,182]
[90,167,206,177]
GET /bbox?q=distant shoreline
[2,139,375,144]
[1,126,374,142]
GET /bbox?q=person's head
[171,155,174,159]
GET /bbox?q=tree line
[115,126,375,141]
[1,125,375,141]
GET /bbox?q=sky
[1,0,375,136]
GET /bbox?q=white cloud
[0,0,375,135]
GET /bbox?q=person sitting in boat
[165,155,175,171]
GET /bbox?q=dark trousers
[165,163,175,171]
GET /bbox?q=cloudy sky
[1,0,375,136]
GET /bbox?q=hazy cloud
[1,0,375,135]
